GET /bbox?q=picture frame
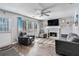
[75,14,78,26]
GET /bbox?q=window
[34,22,37,29]
[26,20,29,32]
[17,17,23,32]
[0,17,9,32]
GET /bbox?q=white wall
[59,17,74,34]
[0,10,40,47]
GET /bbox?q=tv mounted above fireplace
[48,19,59,26]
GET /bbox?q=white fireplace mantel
[46,26,60,29]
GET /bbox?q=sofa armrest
[56,39,79,44]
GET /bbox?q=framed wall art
[75,14,79,26]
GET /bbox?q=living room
[0,3,79,56]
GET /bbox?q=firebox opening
[49,32,57,37]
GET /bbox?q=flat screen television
[48,19,59,26]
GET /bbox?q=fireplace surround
[45,26,60,39]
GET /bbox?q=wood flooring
[14,38,59,56]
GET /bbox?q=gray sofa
[55,33,79,56]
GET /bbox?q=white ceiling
[0,3,79,20]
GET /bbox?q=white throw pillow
[67,33,78,42]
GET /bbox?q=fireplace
[45,26,60,39]
[49,32,57,37]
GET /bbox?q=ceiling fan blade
[44,11,51,13]
[43,13,49,16]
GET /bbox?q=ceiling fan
[34,3,73,17]
[35,3,55,17]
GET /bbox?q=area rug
[35,38,55,45]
